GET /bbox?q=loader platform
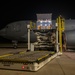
[0,51,58,71]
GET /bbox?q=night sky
[0,0,75,29]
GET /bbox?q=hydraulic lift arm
[56,15,65,53]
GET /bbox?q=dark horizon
[1,0,75,29]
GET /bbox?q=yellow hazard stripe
[0,54,13,58]
[50,52,55,54]
[38,54,49,61]
[37,52,55,61]
[19,51,25,54]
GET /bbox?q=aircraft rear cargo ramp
[0,51,58,71]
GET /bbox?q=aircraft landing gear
[12,40,18,49]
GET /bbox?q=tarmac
[0,48,75,75]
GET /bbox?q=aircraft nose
[0,28,6,36]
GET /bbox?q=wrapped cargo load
[36,14,52,30]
